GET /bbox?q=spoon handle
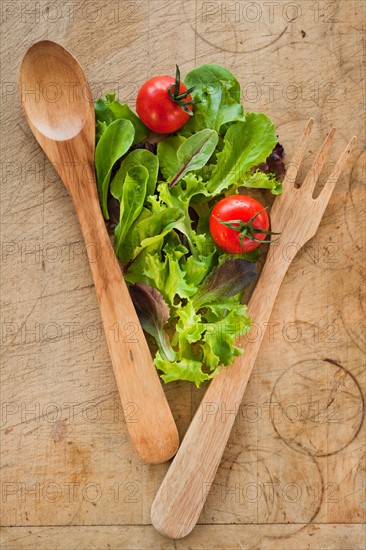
[71,176,179,464]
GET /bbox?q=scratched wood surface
[1,1,365,549]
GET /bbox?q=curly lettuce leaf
[119,208,184,272]
[143,251,196,307]
[201,303,251,372]
[155,353,211,387]
[241,170,282,195]
[256,142,286,182]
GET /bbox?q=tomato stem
[214,208,281,251]
[167,65,200,116]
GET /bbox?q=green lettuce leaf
[207,113,278,195]
[242,170,282,195]
[155,353,211,387]
[122,208,184,268]
[200,303,251,372]
[143,251,196,307]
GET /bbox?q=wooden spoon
[19,40,179,463]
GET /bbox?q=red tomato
[210,195,270,254]
[136,76,193,134]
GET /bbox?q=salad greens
[94,63,285,387]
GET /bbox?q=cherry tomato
[136,75,193,134]
[210,195,270,254]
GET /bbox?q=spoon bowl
[20,40,88,141]
[19,40,179,463]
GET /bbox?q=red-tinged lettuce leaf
[129,283,175,361]
[256,142,286,181]
[193,259,257,309]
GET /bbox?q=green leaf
[175,301,204,346]
[201,304,251,371]
[106,95,148,144]
[95,94,148,145]
[183,253,216,287]
[133,208,184,258]
[183,64,245,133]
[96,120,108,140]
[114,165,148,256]
[111,149,159,200]
[242,170,282,195]
[94,97,114,126]
[95,119,135,219]
[143,251,196,307]
[169,129,219,187]
[120,208,184,265]
[207,114,278,195]
[155,352,211,388]
[157,174,212,257]
[157,136,186,180]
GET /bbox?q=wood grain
[1,0,365,548]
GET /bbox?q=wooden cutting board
[1,1,365,548]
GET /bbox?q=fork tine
[301,127,336,194]
[283,118,314,189]
[317,136,357,205]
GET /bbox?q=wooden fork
[151,119,357,538]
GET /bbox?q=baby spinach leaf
[169,129,218,187]
[95,119,135,219]
[114,165,148,256]
[183,64,245,133]
[207,113,278,195]
[95,93,148,144]
[111,149,159,200]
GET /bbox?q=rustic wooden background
[1,0,365,548]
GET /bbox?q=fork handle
[151,246,290,537]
